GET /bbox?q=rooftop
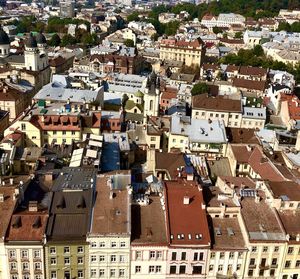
[131,195,167,245]
[165,180,210,246]
[90,171,131,236]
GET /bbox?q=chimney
[296,234,300,242]
[9,178,13,185]
[29,201,38,212]
[183,196,190,205]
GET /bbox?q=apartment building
[192,94,242,128]
[159,38,204,67]
[87,171,131,279]
[201,13,245,29]
[131,193,168,279]
[45,168,96,279]
[164,180,210,278]
[168,114,227,157]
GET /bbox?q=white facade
[130,246,168,279]
[5,244,45,279]
[87,236,131,279]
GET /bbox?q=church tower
[25,32,48,71]
[143,72,161,123]
[0,27,10,58]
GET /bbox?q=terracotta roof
[209,217,247,250]
[226,65,239,73]
[0,187,17,238]
[192,94,242,113]
[155,151,186,180]
[239,66,268,77]
[279,211,300,242]
[90,171,130,235]
[232,78,267,91]
[31,115,81,131]
[226,128,260,144]
[281,94,300,120]
[161,90,177,101]
[268,181,300,201]
[131,195,167,245]
[160,38,204,49]
[164,180,210,246]
[49,56,66,67]
[6,212,48,242]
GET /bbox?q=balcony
[249,264,256,268]
[259,265,270,270]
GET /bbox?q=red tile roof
[164,180,210,246]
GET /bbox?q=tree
[61,34,77,46]
[48,34,61,46]
[191,82,209,96]
[234,31,243,39]
[164,20,180,36]
[122,94,129,109]
[127,12,140,22]
[124,39,135,47]
[253,45,264,57]
[213,27,223,34]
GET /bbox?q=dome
[0,28,9,45]
[25,33,37,48]
[36,31,47,45]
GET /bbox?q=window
[248,269,253,277]
[296,260,300,267]
[21,250,28,258]
[288,247,294,254]
[71,131,76,135]
[99,255,105,262]
[229,252,234,259]
[11,275,18,279]
[111,255,117,262]
[64,247,70,254]
[34,262,41,270]
[10,262,17,270]
[274,246,279,253]
[99,241,105,247]
[135,266,141,273]
[8,250,16,258]
[50,271,57,279]
[77,257,83,264]
[99,269,105,277]
[120,241,126,247]
[119,269,125,277]
[250,258,255,266]
[111,241,117,248]
[91,242,96,248]
[77,246,83,253]
[22,262,29,271]
[53,131,57,135]
[170,266,176,274]
[149,266,155,273]
[251,246,257,252]
[270,269,275,276]
[210,252,215,258]
[272,258,277,266]
[285,260,291,268]
[209,265,214,271]
[150,251,156,259]
[263,246,268,253]
[220,252,225,259]
[237,264,241,271]
[78,270,83,279]
[64,257,70,265]
[35,276,42,279]
[110,269,116,277]
[157,251,162,259]
[150,137,156,141]
[91,255,96,262]
[136,251,142,260]
[179,265,186,274]
[259,270,264,276]
[172,252,176,261]
[181,252,186,260]
[50,258,56,265]
[90,269,97,277]
[21,123,26,130]
[218,265,223,272]
[193,266,202,274]
[33,250,40,258]
[156,266,161,273]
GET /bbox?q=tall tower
[0,27,10,58]
[143,72,161,123]
[25,33,48,71]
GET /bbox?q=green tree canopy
[48,33,61,46]
[191,82,209,96]
[124,39,135,47]
[61,34,77,46]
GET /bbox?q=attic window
[215,227,222,236]
[227,228,235,236]
[77,196,86,208]
[12,216,22,228]
[56,196,66,209]
[32,216,41,229]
